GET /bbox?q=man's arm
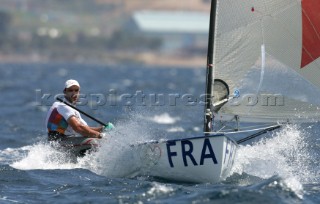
[68,116,102,138]
[90,126,104,132]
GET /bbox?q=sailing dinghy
[136,0,320,183]
[48,0,320,183]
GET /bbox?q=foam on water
[5,109,161,179]
[146,182,175,196]
[8,132,147,177]
[10,142,79,170]
[4,120,317,199]
[76,119,156,178]
[231,124,316,198]
[167,127,185,132]
[7,124,152,179]
[149,113,180,124]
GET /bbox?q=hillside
[0,0,211,67]
[96,0,210,12]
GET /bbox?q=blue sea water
[0,63,319,203]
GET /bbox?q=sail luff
[204,0,217,133]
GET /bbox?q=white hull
[51,134,237,183]
[137,134,237,183]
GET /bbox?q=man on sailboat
[45,79,114,155]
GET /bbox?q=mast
[203,0,217,133]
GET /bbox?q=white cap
[65,79,80,89]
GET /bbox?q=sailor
[45,79,114,146]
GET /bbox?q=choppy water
[0,63,319,203]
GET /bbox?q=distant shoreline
[0,52,206,69]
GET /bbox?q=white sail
[213,0,320,122]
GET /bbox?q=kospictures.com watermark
[35,89,285,109]
[35,89,207,109]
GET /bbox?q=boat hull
[137,134,237,183]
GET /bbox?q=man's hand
[104,122,115,131]
[98,132,105,138]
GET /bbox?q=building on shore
[128,10,209,55]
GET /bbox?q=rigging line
[215,115,239,132]
[205,124,280,135]
[236,125,281,144]
[215,121,238,132]
[216,121,280,132]
[216,123,280,133]
[216,124,231,132]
